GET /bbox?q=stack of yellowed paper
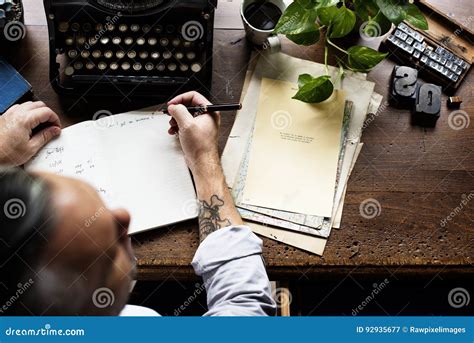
[222,52,383,256]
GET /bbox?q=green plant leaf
[293,75,334,103]
[376,0,428,29]
[354,0,379,21]
[316,0,340,8]
[287,29,321,45]
[404,3,428,30]
[318,5,356,38]
[347,46,387,71]
[274,1,319,35]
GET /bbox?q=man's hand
[166,91,220,173]
[0,101,61,166]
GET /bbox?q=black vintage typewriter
[43,0,217,98]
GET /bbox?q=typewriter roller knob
[191,63,202,73]
[58,22,69,33]
[65,66,75,76]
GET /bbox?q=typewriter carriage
[44,0,217,100]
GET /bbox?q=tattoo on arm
[198,194,231,242]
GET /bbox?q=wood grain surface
[3,0,472,280]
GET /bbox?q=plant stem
[324,46,329,75]
[326,37,348,55]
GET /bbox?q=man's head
[0,166,134,315]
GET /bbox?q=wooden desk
[5,0,473,282]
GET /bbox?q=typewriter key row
[64,62,202,75]
[67,49,197,60]
[59,22,177,35]
[65,35,190,48]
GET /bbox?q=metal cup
[240,0,289,46]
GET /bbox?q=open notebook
[26,112,198,235]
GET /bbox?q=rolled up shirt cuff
[191,226,263,276]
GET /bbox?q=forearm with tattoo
[198,194,232,242]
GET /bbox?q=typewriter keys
[157,63,165,72]
[172,38,181,47]
[151,52,160,59]
[130,24,140,32]
[92,50,102,58]
[81,50,91,58]
[106,23,115,32]
[98,62,108,71]
[142,25,151,33]
[180,64,189,72]
[139,51,149,59]
[168,63,177,72]
[58,22,69,33]
[154,25,163,34]
[65,37,74,46]
[160,38,169,47]
[165,25,175,34]
[74,61,84,70]
[116,50,126,59]
[127,50,137,59]
[89,37,98,46]
[104,50,114,59]
[65,66,75,76]
[71,23,81,32]
[86,62,95,70]
[121,62,131,71]
[133,63,142,71]
[175,52,184,60]
[145,63,154,71]
[76,36,87,45]
[95,24,104,32]
[110,62,119,71]
[112,37,121,45]
[163,51,172,59]
[119,24,128,32]
[124,37,133,45]
[83,23,92,32]
[136,37,146,46]
[100,37,110,45]
[67,50,78,58]
[183,41,192,48]
[191,63,202,73]
[186,52,196,60]
[148,37,158,46]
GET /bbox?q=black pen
[162,103,242,115]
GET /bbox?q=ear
[110,208,131,239]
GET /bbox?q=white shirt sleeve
[191,226,276,316]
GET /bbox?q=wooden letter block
[391,66,418,105]
[413,83,442,127]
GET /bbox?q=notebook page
[26,113,198,235]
